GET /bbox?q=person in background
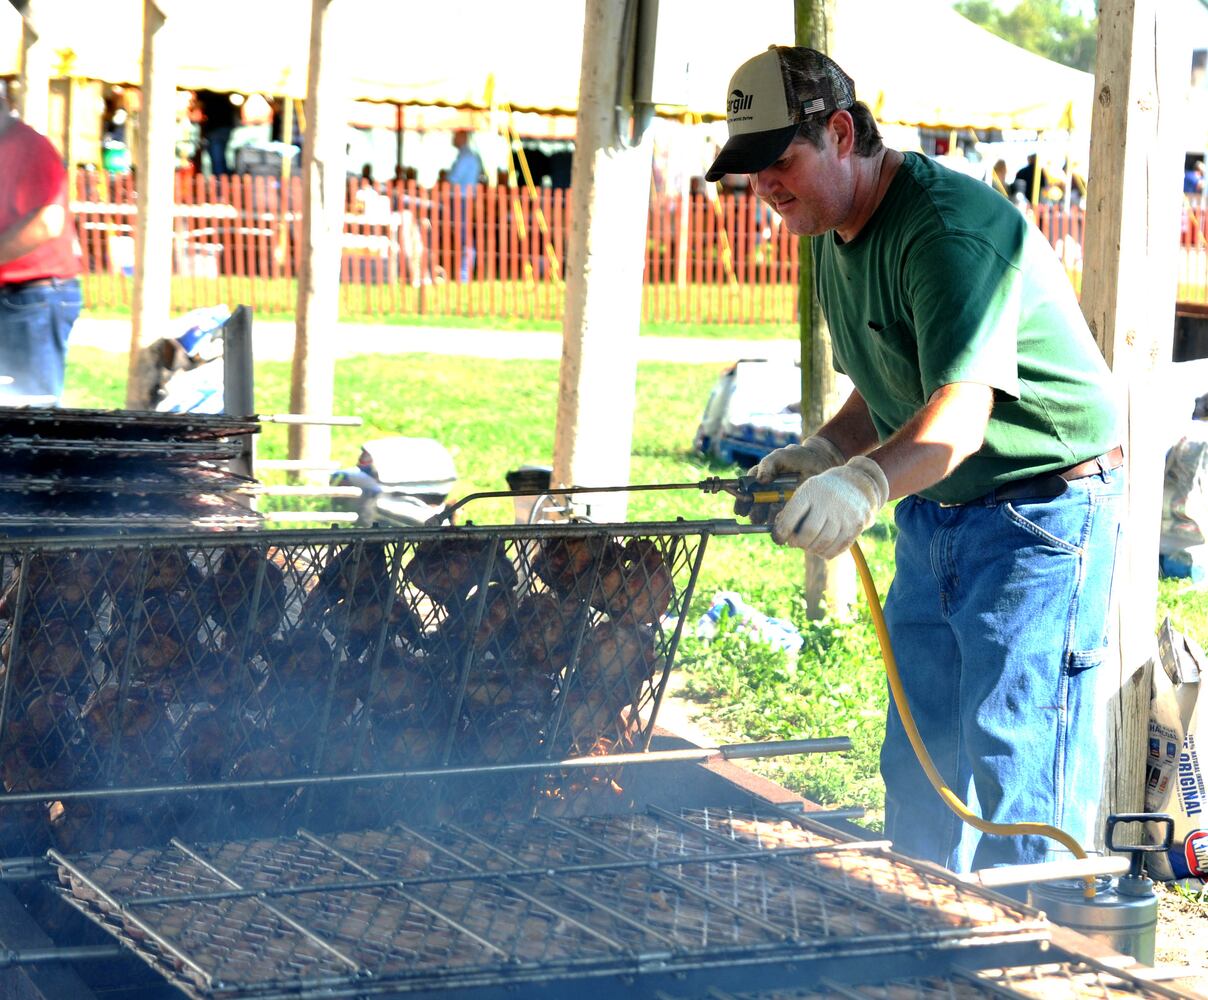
[1184,159,1204,198]
[710,46,1123,874]
[448,129,483,281]
[990,159,1009,196]
[1011,153,1061,205]
[195,89,237,176]
[0,89,83,405]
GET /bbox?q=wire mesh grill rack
[48,806,1056,1000]
[0,523,714,856]
[0,406,261,536]
[657,959,1199,999]
[0,464,252,495]
[0,407,259,443]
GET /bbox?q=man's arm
[866,381,994,500]
[769,381,994,557]
[811,388,880,460]
[0,203,67,266]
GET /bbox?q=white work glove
[772,456,890,559]
[735,435,845,525]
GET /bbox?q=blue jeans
[0,277,81,404]
[880,466,1123,872]
[456,191,476,282]
[207,126,233,176]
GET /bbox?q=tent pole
[396,102,404,174]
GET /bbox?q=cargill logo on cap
[728,90,754,116]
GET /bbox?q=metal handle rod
[239,485,363,497]
[0,946,127,968]
[0,737,852,804]
[957,854,1130,889]
[437,477,745,522]
[720,739,848,760]
[260,413,363,426]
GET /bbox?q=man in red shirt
[0,89,83,405]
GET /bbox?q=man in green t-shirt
[708,46,1123,873]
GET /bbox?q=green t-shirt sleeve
[906,233,1023,402]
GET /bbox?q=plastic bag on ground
[695,591,803,655]
[1145,618,1206,888]
[1160,421,1208,582]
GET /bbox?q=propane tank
[505,466,553,524]
[1028,813,1174,965]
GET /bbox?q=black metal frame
[0,522,730,856]
[47,805,1066,1000]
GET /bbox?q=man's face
[750,133,851,238]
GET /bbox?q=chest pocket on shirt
[868,318,924,406]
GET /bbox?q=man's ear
[829,110,856,157]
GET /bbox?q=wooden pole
[125,0,177,409]
[395,102,404,174]
[289,0,350,472]
[16,0,50,135]
[795,0,855,619]
[551,0,655,522]
[273,97,294,271]
[1079,0,1183,844]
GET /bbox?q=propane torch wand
[433,476,800,524]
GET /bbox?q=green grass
[60,344,1207,826]
[77,279,798,339]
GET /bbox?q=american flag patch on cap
[801,97,826,116]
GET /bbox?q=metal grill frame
[48,806,1064,1000]
[0,521,743,855]
[656,958,1204,999]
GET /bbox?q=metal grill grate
[0,524,712,855]
[0,464,253,495]
[0,407,259,442]
[50,807,1052,1000]
[657,961,1197,998]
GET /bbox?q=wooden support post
[16,1,50,136]
[796,0,855,618]
[552,0,655,522]
[223,305,256,493]
[289,0,349,478]
[1079,0,1183,844]
[125,0,177,410]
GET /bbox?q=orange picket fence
[70,169,1208,325]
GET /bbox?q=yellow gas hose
[849,541,1095,896]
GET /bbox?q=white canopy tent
[2,0,1091,131]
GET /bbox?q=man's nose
[750,171,775,199]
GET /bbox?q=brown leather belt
[1052,444,1125,482]
[943,445,1125,506]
